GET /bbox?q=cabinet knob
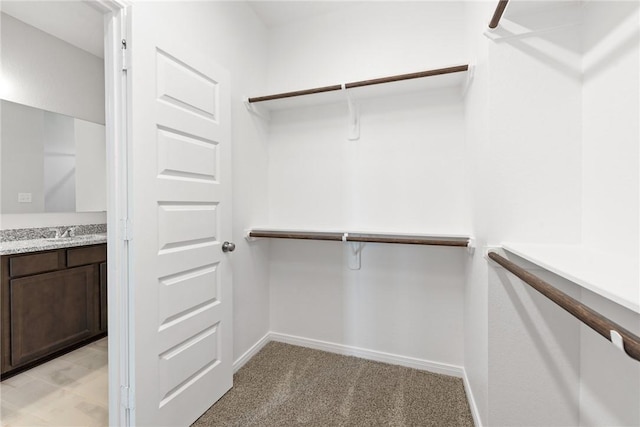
[222,241,236,253]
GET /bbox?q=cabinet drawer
[9,252,61,277]
[67,245,106,267]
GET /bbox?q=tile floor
[0,338,108,427]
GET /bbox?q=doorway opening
[0,1,128,425]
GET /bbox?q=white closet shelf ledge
[246,64,470,112]
[501,243,640,314]
[246,228,471,247]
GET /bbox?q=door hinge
[120,218,133,241]
[120,385,135,410]
[121,39,128,71]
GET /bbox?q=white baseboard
[269,331,464,378]
[463,369,483,427]
[232,332,271,373]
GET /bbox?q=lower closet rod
[488,251,640,362]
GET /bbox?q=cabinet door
[9,265,95,367]
[99,262,107,333]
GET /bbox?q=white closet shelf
[246,227,471,247]
[245,64,470,112]
[501,243,640,314]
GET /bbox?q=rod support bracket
[467,238,476,255]
[610,330,625,353]
[345,234,362,270]
[245,229,258,242]
[344,86,360,141]
[484,245,504,262]
[243,97,271,121]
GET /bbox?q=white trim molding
[233,332,271,373]
[462,370,483,427]
[268,332,465,378]
[101,1,131,425]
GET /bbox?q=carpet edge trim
[269,332,464,378]
[232,332,271,373]
[463,369,483,427]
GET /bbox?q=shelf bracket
[344,85,360,141]
[345,235,362,270]
[243,97,270,121]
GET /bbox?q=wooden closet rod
[346,233,468,247]
[344,65,469,89]
[248,230,344,241]
[488,251,640,362]
[248,230,470,247]
[247,65,469,103]
[248,84,343,103]
[488,0,510,29]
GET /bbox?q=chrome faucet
[49,227,75,239]
[60,227,75,238]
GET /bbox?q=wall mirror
[1,99,106,213]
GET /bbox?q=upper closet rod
[247,65,469,104]
[488,251,640,362]
[488,0,510,29]
[248,84,343,103]
[344,65,469,89]
[248,230,344,241]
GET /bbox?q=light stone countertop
[0,233,107,256]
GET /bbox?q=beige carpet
[193,342,475,427]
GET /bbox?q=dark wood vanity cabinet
[1,244,107,378]
[99,262,108,333]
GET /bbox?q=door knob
[222,241,236,253]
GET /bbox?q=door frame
[93,0,132,425]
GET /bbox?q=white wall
[267,92,468,232]
[0,12,106,229]
[465,1,584,424]
[128,1,270,363]
[270,241,466,367]
[580,2,640,425]
[265,2,469,369]
[465,1,640,426]
[487,4,583,424]
[582,1,639,262]
[487,264,582,426]
[266,2,468,93]
[579,291,640,427]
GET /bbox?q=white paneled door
[130,21,232,426]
